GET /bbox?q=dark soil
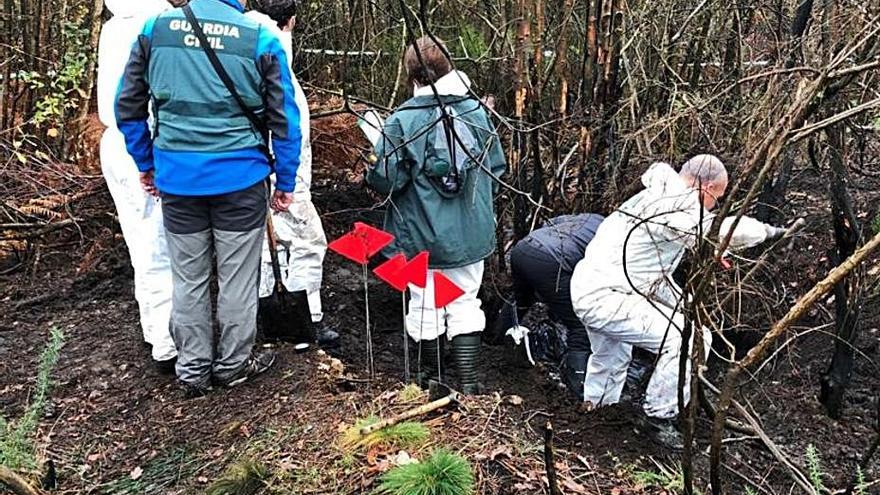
[2,114,879,494]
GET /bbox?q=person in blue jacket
[115,0,303,397]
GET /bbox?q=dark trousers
[508,239,589,352]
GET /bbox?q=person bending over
[495,214,652,400]
[570,155,786,448]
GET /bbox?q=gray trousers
[162,181,268,385]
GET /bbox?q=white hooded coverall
[98,0,177,361]
[571,162,775,418]
[246,12,328,322]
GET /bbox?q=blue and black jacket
[115,0,302,196]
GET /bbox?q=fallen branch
[0,219,80,241]
[790,97,880,142]
[709,230,880,494]
[0,466,41,495]
[701,375,815,494]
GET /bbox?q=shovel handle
[360,395,453,436]
[265,214,285,292]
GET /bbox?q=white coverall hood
[105,0,168,18]
[413,70,472,97]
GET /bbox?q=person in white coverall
[570,155,786,448]
[246,3,332,340]
[98,0,178,370]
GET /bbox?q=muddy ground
[2,114,879,494]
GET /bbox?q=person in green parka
[366,36,507,394]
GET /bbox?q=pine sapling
[376,449,474,495]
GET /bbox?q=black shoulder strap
[183,5,270,146]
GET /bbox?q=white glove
[764,224,787,242]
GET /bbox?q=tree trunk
[819,124,864,419]
[69,0,105,159]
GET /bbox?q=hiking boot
[220,350,277,388]
[415,338,443,389]
[179,378,212,399]
[450,333,483,395]
[634,414,684,451]
[154,356,177,376]
[560,350,588,401]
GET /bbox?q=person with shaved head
[569,155,786,448]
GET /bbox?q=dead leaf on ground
[129,466,143,480]
[562,478,589,493]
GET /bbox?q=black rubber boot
[560,350,589,400]
[415,338,442,389]
[450,333,483,395]
[634,413,684,451]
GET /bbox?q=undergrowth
[375,449,474,495]
[399,383,425,403]
[341,416,430,451]
[630,462,689,494]
[100,447,199,494]
[854,466,867,495]
[206,459,269,495]
[0,328,64,471]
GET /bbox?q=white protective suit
[571,162,775,418]
[98,0,177,361]
[247,12,328,322]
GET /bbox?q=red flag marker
[328,232,369,265]
[353,222,394,258]
[396,251,429,288]
[433,271,465,309]
[373,254,409,292]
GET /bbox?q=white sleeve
[719,216,771,249]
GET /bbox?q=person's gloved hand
[764,224,787,241]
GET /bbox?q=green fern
[376,449,474,495]
[806,444,826,492]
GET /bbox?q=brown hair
[404,36,452,87]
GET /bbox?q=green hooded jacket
[366,73,507,269]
